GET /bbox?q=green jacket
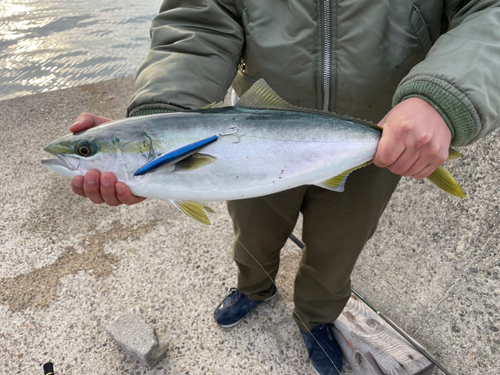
[128,0,500,147]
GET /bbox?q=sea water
[0,0,159,101]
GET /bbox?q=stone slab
[106,312,167,368]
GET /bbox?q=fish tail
[447,147,462,160]
[426,166,466,198]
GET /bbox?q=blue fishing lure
[134,126,239,176]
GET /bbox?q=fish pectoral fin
[170,200,214,226]
[174,153,217,171]
[315,161,372,192]
[426,166,466,198]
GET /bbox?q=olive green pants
[226,164,401,331]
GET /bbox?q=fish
[42,79,465,226]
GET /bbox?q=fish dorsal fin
[170,200,214,226]
[235,79,298,111]
[235,79,382,131]
[202,101,225,109]
[315,161,372,192]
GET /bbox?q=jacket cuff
[392,80,476,146]
[128,103,185,117]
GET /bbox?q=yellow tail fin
[426,166,466,198]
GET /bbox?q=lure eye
[76,141,94,157]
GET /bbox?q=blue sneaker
[214,287,277,328]
[301,324,343,375]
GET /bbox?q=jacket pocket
[410,4,433,56]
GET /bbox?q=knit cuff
[393,80,476,146]
[129,108,175,117]
[128,103,185,117]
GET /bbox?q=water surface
[0,0,159,101]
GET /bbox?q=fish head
[41,124,157,180]
[42,129,115,179]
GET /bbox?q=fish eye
[76,141,94,157]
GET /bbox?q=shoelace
[317,324,334,341]
[227,287,242,305]
[312,325,334,347]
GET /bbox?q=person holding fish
[67,1,500,374]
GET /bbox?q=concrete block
[106,312,167,368]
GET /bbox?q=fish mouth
[41,153,81,177]
[41,155,75,170]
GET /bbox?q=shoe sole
[216,290,278,329]
[312,366,340,375]
[312,361,341,375]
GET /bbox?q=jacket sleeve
[127,0,244,117]
[393,0,500,146]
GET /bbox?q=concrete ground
[0,76,498,375]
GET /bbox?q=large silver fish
[42,80,465,225]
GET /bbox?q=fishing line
[234,238,341,374]
[289,233,453,375]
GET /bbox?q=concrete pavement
[0,77,498,374]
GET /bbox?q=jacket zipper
[321,0,332,111]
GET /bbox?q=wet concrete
[0,220,158,312]
[0,76,498,374]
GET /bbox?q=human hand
[70,113,147,206]
[373,98,452,179]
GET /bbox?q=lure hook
[218,126,240,143]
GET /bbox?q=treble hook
[218,126,240,143]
